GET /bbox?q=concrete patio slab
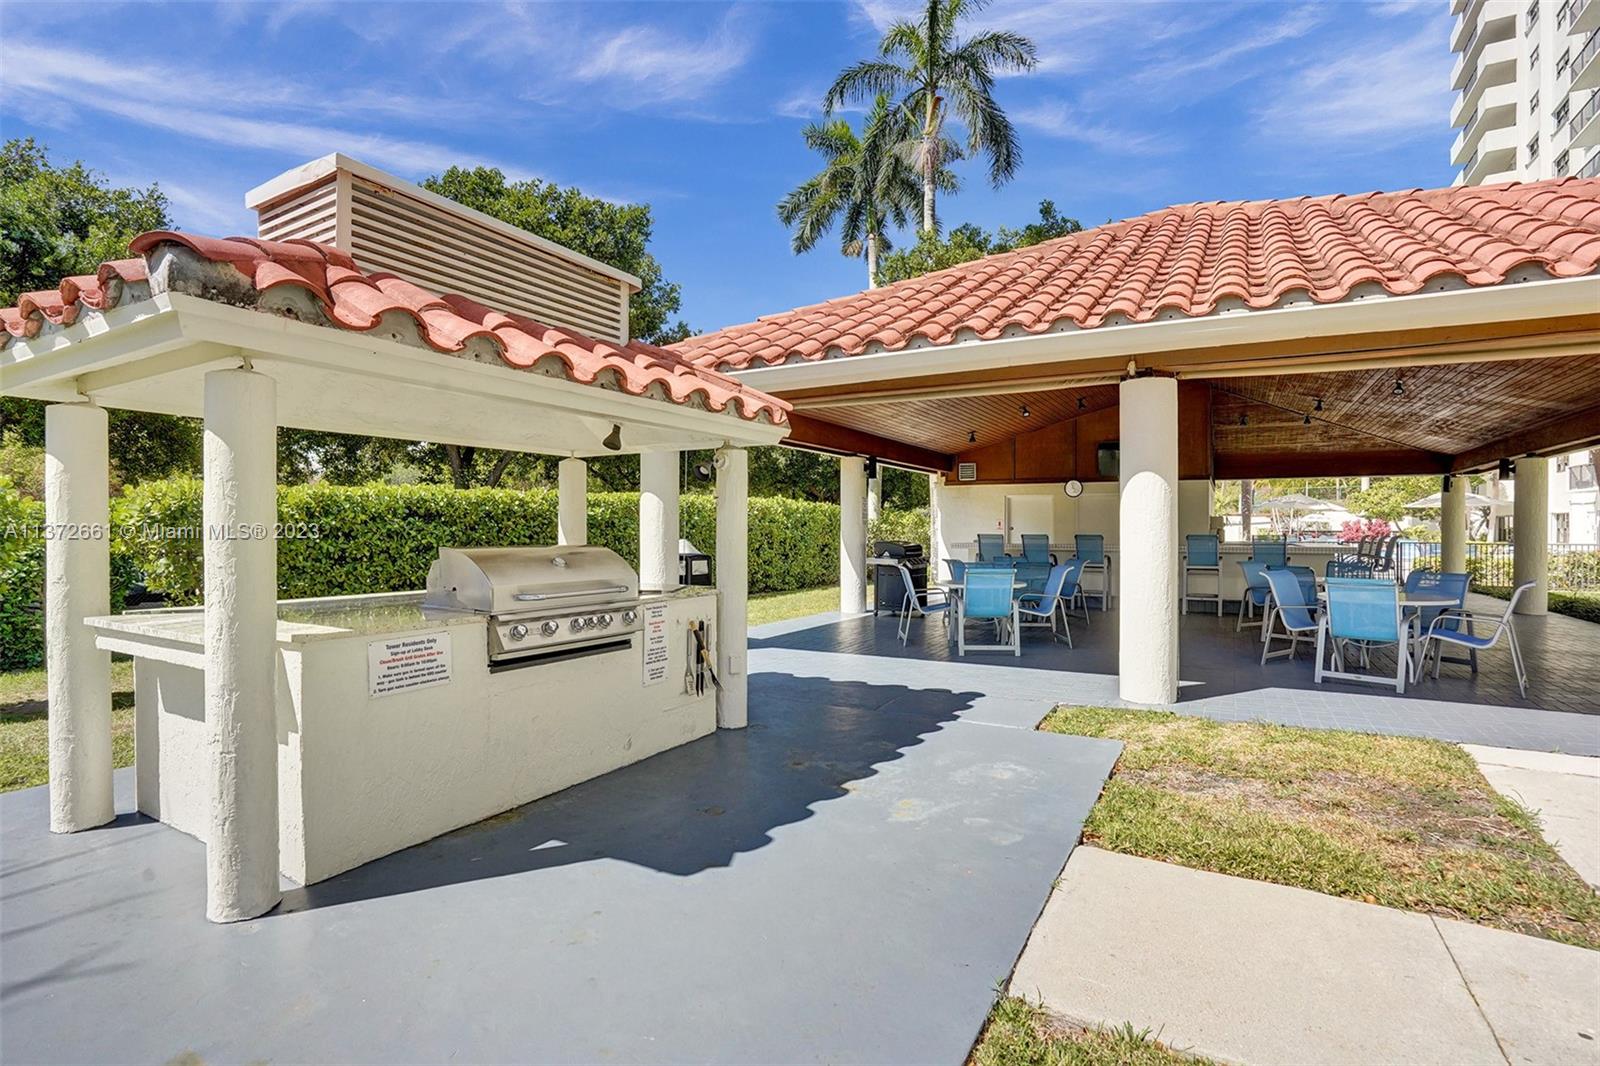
[751,601,1600,755]
[1464,745,1600,887]
[0,670,1119,1065]
[1012,846,1600,1066]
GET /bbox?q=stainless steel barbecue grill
[423,546,642,668]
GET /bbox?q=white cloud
[157,180,257,235]
[1,40,511,177]
[1131,5,1324,87]
[1253,21,1452,143]
[1011,98,1171,155]
[574,13,753,104]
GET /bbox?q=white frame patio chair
[1260,567,1320,665]
[1314,577,1412,694]
[1016,559,1083,646]
[1419,581,1535,697]
[894,562,950,646]
[956,566,1021,657]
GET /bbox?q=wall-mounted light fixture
[602,424,622,451]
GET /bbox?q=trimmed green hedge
[1478,586,1600,626]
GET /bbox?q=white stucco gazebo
[1,218,788,921]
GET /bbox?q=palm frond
[824,59,912,113]
[951,29,1038,73]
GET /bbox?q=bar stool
[1182,533,1222,616]
[1075,533,1110,612]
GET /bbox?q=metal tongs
[688,620,721,696]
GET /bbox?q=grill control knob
[508,623,529,642]
[622,609,638,624]
[540,620,559,637]
[598,614,612,628]
[570,617,584,633]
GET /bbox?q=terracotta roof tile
[674,178,1600,370]
[3,233,786,426]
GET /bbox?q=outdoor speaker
[1096,443,1120,478]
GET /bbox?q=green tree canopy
[0,139,201,488]
[876,200,1082,284]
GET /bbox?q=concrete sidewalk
[1465,745,1600,887]
[1012,847,1600,1066]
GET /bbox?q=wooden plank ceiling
[788,353,1600,477]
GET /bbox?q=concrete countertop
[85,591,484,651]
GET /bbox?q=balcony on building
[1572,27,1600,90]
[1574,0,1600,38]
[1571,90,1600,148]
[1462,123,1520,182]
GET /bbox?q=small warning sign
[642,602,670,686]
[368,631,453,698]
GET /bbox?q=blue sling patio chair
[1403,570,1474,672]
[1017,559,1085,646]
[944,557,967,583]
[1315,578,1411,694]
[1419,581,1535,697]
[1074,533,1110,612]
[1182,533,1222,616]
[1237,559,1271,632]
[957,566,1021,657]
[1251,538,1288,568]
[1261,567,1320,665]
[1020,534,1056,565]
[976,533,1012,564]
[895,562,950,646]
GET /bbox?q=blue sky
[1,0,1454,333]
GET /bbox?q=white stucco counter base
[87,590,721,885]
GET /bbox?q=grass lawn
[748,585,836,627]
[1042,706,1600,951]
[969,996,1206,1066]
[0,660,136,793]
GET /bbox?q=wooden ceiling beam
[783,412,954,473]
[1450,402,1600,472]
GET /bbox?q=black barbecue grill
[871,540,927,616]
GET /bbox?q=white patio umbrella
[1403,490,1499,509]
[1251,492,1333,512]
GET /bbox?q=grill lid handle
[512,585,630,602]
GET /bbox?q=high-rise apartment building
[1450,0,1600,184]
[1450,0,1599,544]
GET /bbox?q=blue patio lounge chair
[894,562,950,646]
[1261,567,1320,665]
[1074,533,1110,612]
[1420,581,1535,697]
[1315,578,1410,694]
[1017,559,1084,646]
[957,566,1020,657]
[1251,539,1288,567]
[1237,559,1271,632]
[976,533,1011,564]
[1182,534,1222,616]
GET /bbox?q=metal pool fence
[1399,541,1600,591]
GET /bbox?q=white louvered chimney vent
[246,154,639,344]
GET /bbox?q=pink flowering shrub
[1338,518,1392,543]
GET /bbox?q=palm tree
[777,97,942,288]
[824,0,1037,235]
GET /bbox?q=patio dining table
[1315,588,1463,675]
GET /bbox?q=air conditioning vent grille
[957,462,977,482]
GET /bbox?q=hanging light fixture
[1077,397,1087,410]
[1020,404,1031,418]
[602,423,622,451]
[1392,375,1404,396]
[1313,397,1324,412]
[968,429,977,444]
[1239,412,1248,427]
[1303,412,1312,426]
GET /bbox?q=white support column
[867,471,882,525]
[44,402,114,834]
[715,447,749,729]
[927,472,944,580]
[1118,377,1180,705]
[1441,474,1467,575]
[839,456,868,615]
[557,458,587,546]
[1513,456,1549,615]
[203,368,280,923]
[639,450,680,593]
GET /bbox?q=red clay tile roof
[2,232,788,425]
[674,178,1600,371]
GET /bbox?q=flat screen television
[1096,442,1119,478]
